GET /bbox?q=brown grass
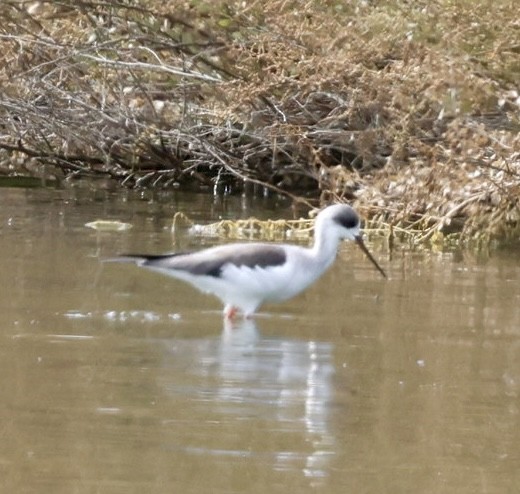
[0,0,519,243]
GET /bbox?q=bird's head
[315,204,387,278]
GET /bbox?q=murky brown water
[1,187,520,493]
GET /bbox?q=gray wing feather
[110,245,287,278]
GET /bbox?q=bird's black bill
[355,236,387,279]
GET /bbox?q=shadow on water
[3,306,341,492]
[157,317,335,479]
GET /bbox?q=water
[1,187,519,493]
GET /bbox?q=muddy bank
[0,1,518,243]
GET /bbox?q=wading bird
[107,204,386,318]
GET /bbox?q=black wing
[120,245,287,278]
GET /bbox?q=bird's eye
[336,212,359,229]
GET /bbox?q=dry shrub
[0,0,518,241]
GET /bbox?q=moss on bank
[0,0,518,243]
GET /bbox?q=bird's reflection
[159,317,335,482]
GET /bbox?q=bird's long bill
[355,236,387,279]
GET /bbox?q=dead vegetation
[0,0,519,244]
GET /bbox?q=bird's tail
[102,253,183,266]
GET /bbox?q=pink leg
[224,305,239,319]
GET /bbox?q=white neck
[310,222,343,269]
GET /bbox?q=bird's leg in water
[224,305,239,319]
